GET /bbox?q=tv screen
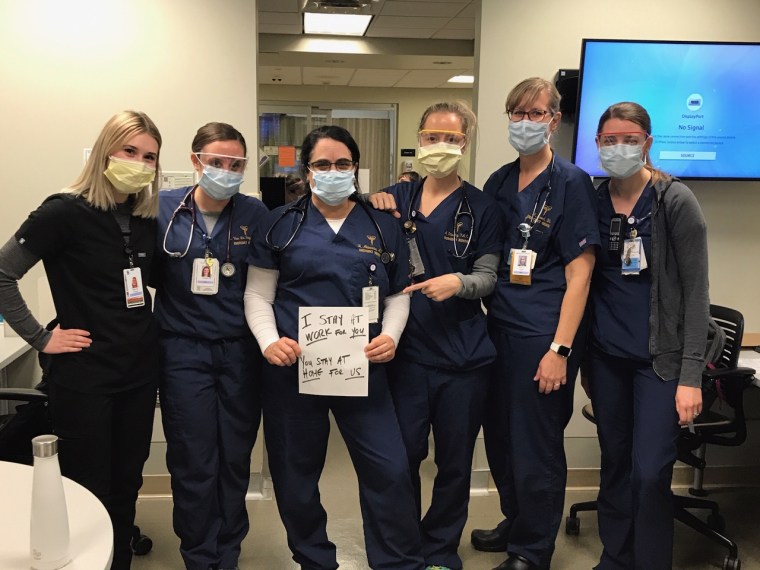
[572,39,760,180]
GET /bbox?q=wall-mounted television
[572,39,760,181]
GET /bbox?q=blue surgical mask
[508,120,551,156]
[198,164,244,200]
[310,170,356,205]
[598,144,645,179]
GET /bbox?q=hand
[365,334,396,363]
[403,274,462,301]
[368,192,400,219]
[533,350,568,394]
[264,337,301,366]
[675,385,703,425]
[42,325,92,354]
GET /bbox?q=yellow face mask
[104,156,156,194]
[417,142,462,179]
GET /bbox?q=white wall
[474,0,760,332]
[0,0,259,321]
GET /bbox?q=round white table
[0,461,113,570]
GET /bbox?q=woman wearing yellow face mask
[369,101,504,570]
[0,110,162,569]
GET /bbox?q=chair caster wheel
[565,516,580,536]
[707,513,726,533]
[723,555,741,570]
[131,525,153,556]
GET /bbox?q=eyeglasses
[507,109,554,122]
[596,131,649,147]
[308,159,356,173]
[418,130,466,147]
[196,153,248,172]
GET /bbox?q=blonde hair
[505,77,561,115]
[67,110,162,218]
[418,100,477,144]
[597,101,669,184]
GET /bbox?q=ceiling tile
[432,28,474,40]
[302,66,355,86]
[259,66,303,85]
[349,68,409,87]
[258,12,302,25]
[380,1,465,17]
[371,15,451,29]
[365,27,439,39]
[257,23,303,34]
[394,68,464,88]
[257,0,301,12]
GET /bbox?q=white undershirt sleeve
[380,291,410,347]
[244,266,281,352]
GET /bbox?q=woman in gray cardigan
[585,101,709,570]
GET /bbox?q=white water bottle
[30,434,71,570]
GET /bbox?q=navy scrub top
[248,196,410,342]
[590,179,653,361]
[154,186,269,341]
[385,179,504,370]
[484,154,600,337]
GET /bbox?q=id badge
[362,286,379,323]
[123,267,146,308]
[621,238,642,275]
[407,236,426,277]
[509,248,535,286]
[191,258,219,295]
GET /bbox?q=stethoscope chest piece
[220,262,236,277]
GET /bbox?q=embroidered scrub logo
[444,221,470,245]
[527,204,553,230]
[358,235,382,257]
[232,225,252,246]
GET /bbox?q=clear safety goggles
[195,153,249,172]
[418,130,466,147]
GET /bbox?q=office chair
[0,380,154,556]
[565,305,756,570]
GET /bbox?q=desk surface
[0,461,113,570]
[0,336,33,370]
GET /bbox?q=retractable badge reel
[363,263,379,323]
[509,222,536,286]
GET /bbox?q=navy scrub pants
[588,348,680,570]
[160,335,262,570]
[48,379,157,570]
[492,329,581,568]
[262,361,424,570]
[388,358,488,569]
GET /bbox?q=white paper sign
[298,306,369,397]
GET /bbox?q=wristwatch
[550,342,572,358]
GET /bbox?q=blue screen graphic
[572,40,760,180]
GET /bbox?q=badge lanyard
[120,217,146,308]
[509,155,554,286]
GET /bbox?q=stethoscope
[162,186,237,277]
[403,180,474,258]
[265,193,396,265]
[516,153,555,249]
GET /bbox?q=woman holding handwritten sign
[244,125,424,569]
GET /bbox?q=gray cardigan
[650,176,710,388]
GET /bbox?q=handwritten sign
[298,306,369,397]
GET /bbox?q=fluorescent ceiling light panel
[303,13,372,36]
[448,74,474,84]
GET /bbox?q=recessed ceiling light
[304,13,372,36]
[448,74,474,84]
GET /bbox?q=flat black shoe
[492,554,540,570]
[471,518,510,552]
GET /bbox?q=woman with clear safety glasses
[369,101,504,570]
[243,125,424,570]
[470,78,599,570]
[584,102,709,570]
[153,122,268,570]
[0,110,162,569]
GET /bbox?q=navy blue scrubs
[384,179,503,569]
[154,186,268,570]
[249,197,424,570]
[483,155,599,567]
[588,180,679,570]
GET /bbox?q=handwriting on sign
[298,307,369,397]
